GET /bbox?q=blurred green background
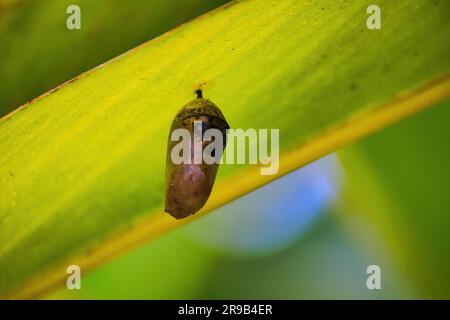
[1,0,449,299]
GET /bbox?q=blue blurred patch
[184,154,342,255]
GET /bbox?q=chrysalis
[165,90,229,219]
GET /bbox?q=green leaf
[1,0,449,298]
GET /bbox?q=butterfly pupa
[164,90,229,219]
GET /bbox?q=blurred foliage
[0,0,229,116]
[339,99,450,298]
[46,211,415,299]
[199,213,413,299]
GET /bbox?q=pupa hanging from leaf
[165,90,229,219]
